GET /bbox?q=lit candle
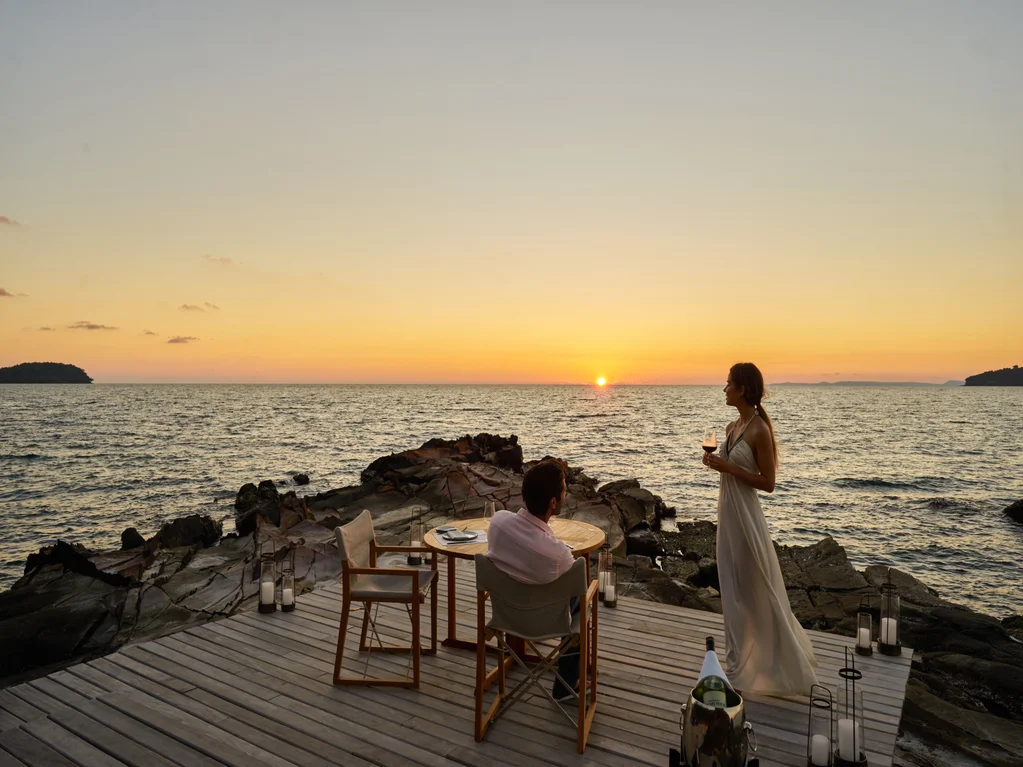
[281,588,294,606]
[837,718,855,760]
[857,627,871,648]
[810,733,830,766]
[260,582,274,604]
[880,617,898,645]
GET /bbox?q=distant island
[775,380,964,387]
[0,362,93,384]
[964,365,1023,386]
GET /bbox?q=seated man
[486,458,580,701]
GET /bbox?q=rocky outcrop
[148,514,222,549]
[1005,499,1023,525]
[120,527,145,550]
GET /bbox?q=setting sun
[596,377,607,387]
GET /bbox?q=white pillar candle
[880,617,898,645]
[810,733,830,766]
[837,718,855,760]
[605,585,616,602]
[281,588,294,606]
[260,582,274,604]
[410,538,421,548]
[857,627,871,648]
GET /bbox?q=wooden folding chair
[474,555,599,753]
[333,510,438,688]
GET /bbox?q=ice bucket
[672,689,757,767]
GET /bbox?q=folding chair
[333,510,438,688]
[474,554,599,753]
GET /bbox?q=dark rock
[656,521,717,561]
[662,557,699,582]
[1002,615,1023,643]
[864,565,954,610]
[235,480,286,535]
[234,482,259,513]
[783,536,867,591]
[294,473,310,486]
[149,515,222,549]
[692,557,719,590]
[23,540,133,588]
[599,479,673,532]
[120,527,146,550]
[625,528,661,558]
[1004,499,1023,524]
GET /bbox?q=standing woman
[702,362,817,696]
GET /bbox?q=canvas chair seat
[474,553,599,753]
[350,569,437,600]
[332,509,438,689]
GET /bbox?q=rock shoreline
[0,433,1020,766]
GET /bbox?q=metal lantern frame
[855,595,873,657]
[407,505,424,566]
[806,683,834,767]
[281,547,297,613]
[597,543,612,601]
[257,538,277,614]
[834,648,868,767]
[877,568,901,657]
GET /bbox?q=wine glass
[483,501,495,519]
[702,429,717,470]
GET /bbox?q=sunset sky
[2,2,1021,384]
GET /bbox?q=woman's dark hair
[521,459,567,518]
[729,362,778,461]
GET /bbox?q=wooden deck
[0,559,912,767]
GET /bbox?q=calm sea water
[1,384,1021,617]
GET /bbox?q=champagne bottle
[692,636,732,708]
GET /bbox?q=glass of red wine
[702,429,717,470]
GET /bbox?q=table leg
[445,554,458,645]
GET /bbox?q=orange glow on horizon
[596,377,607,387]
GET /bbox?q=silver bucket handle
[744,720,758,752]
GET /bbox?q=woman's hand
[702,452,731,474]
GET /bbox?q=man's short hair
[521,459,567,518]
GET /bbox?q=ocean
[1,384,1021,617]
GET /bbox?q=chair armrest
[374,545,431,554]
[585,578,599,605]
[345,566,423,578]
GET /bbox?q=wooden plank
[0,747,27,767]
[21,718,129,767]
[0,728,78,767]
[0,692,46,725]
[46,708,180,767]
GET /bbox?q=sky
[1,2,1021,384]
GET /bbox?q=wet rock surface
[0,433,1019,765]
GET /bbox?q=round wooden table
[424,515,606,651]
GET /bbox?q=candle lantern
[597,543,612,601]
[878,568,900,656]
[257,539,277,614]
[408,506,424,566]
[603,567,618,608]
[855,611,873,657]
[806,684,834,767]
[281,547,296,613]
[835,649,868,767]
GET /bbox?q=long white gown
[716,431,818,696]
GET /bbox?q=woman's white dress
[716,431,818,696]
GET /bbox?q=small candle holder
[878,568,901,657]
[408,510,424,567]
[806,684,834,767]
[281,548,296,612]
[603,568,618,608]
[258,540,277,614]
[597,544,612,601]
[855,611,873,657]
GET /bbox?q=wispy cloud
[180,304,205,312]
[204,302,220,311]
[39,326,55,331]
[0,288,14,298]
[142,329,158,336]
[0,216,19,226]
[167,336,199,344]
[68,320,118,331]
[201,254,233,266]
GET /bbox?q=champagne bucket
[678,690,757,767]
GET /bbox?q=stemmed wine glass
[702,429,718,470]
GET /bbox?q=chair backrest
[335,510,375,572]
[475,554,588,642]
